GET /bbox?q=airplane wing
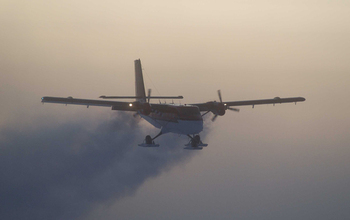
[41,96,138,111]
[191,97,306,111]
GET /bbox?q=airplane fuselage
[140,104,203,135]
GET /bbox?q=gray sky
[1,1,350,220]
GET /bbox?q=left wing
[41,96,138,111]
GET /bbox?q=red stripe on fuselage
[143,105,202,122]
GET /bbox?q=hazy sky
[1,1,350,220]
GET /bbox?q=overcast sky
[1,1,350,220]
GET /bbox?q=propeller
[147,89,151,103]
[228,107,240,112]
[211,90,239,121]
[212,114,219,122]
[218,89,223,103]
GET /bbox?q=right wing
[224,97,306,107]
[191,97,305,111]
[41,96,138,111]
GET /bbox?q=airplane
[41,59,305,150]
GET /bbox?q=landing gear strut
[139,132,162,147]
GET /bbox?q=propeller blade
[211,114,218,122]
[228,107,240,112]
[218,90,222,103]
[147,89,151,103]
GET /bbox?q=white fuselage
[140,105,203,135]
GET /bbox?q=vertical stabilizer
[134,59,146,102]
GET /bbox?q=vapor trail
[0,113,202,220]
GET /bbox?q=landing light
[129,103,133,107]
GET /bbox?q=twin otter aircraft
[42,59,305,150]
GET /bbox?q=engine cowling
[140,103,152,116]
[215,103,226,116]
[209,102,226,116]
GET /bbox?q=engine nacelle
[140,103,152,116]
[217,103,226,116]
[210,102,226,116]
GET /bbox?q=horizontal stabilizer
[100,95,183,99]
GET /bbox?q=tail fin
[134,59,146,103]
